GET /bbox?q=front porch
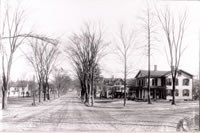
[134,87,166,100]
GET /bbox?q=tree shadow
[93,105,123,109]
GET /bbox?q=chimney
[154,65,157,71]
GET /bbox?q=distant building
[94,77,104,98]
[100,78,128,98]
[8,84,31,97]
[129,66,193,101]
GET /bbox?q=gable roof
[135,69,193,78]
[164,69,193,78]
[135,70,168,78]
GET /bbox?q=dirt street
[0,91,198,131]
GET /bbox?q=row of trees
[0,1,71,109]
[0,0,188,109]
[66,24,106,107]
[24,39,59,103]
[66,5,188,106]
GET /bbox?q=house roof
[164,69,193,78]
[135,70,168,78]
[103,78,124,85]
[135,69,193,78]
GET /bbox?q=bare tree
[0,3,29,109]
[157,7,187,105]
[23,39,59,102]
[115,24,136,106]
[29,76,37,106]
[66,23,107,107]
[43,42,60,100]
[139,3,158,104]
[53,68,71,97]
[0,1,60,109]
[23,39,45,103]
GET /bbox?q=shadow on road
[93,105,123,109]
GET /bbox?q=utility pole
[32,75,36,106]
[124,52,127,106]
[147,7,152,104]
[199,32,200,131]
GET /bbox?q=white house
[8,84,31,97]
[166,70,193,100]
[129,67,193,101]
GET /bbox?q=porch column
[138,89,141,98]
[143,89,145,99]
[154,89,156,100]
[160,90,163,99]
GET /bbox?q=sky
[1,0,200,80]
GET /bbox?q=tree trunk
[57,88,59,97]
[91,70,94,107]
[124,55,127,107]
[124,85,126,106]
[172,76,176,105]
[80,88,83,101]
[91,86,94,107]
[91,91,94,107]
[85,92,88,103]
[43,88,46,101]
[2,89,8,109]
[88,85,92,107]
[43,80,46,101]
[47,81,50,100]
[85,79,89,104]
[32,90,36,106]
[2,73,9,109]
[47,87,50,100]
[38,82,41,102]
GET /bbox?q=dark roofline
[135,69,193,78]
[135,70,168,78]
[180,69,193,78]
[164,69,193,78]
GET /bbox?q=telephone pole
[147,7,151,104]
[199,32,200,131]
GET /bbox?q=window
[175,79,179,86]
[152,78,157,86]
[178,71,181,76]
[183,89,189,96]
[138,80,140,86]
[175,89,179,96]
[142,80,144,86]
[138,79,142,86]
[183,79,189,86]
[167,89,172,96]
[166,79,172,86]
